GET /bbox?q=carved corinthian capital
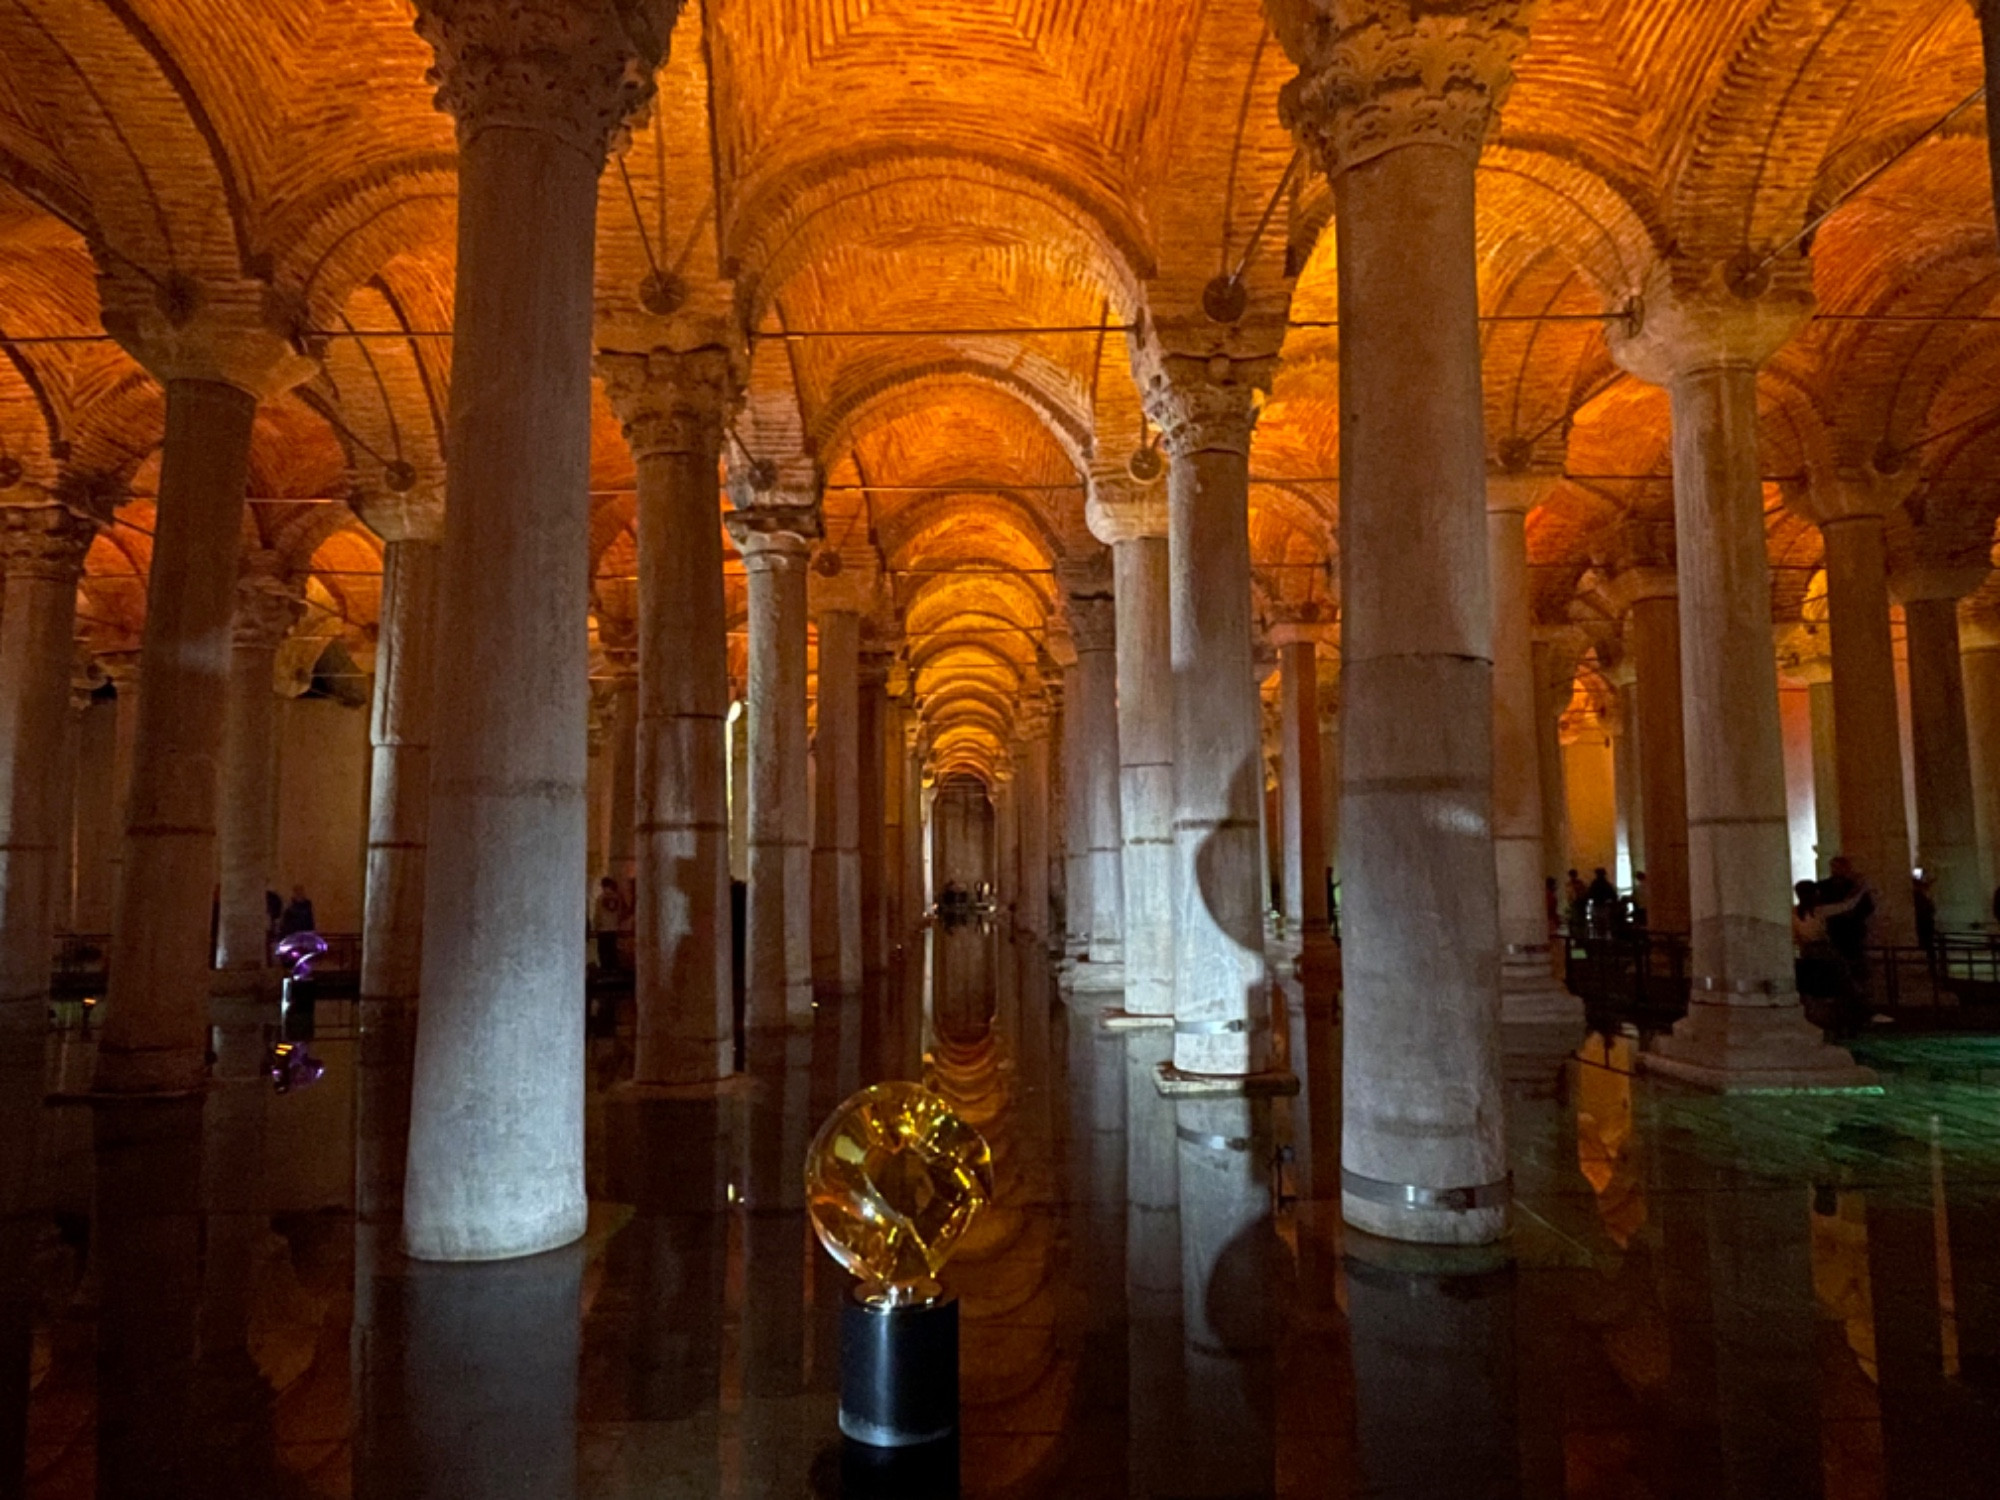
[596,345,741,459]
[1271,0,1534,177]
[1134,350,1274,459]
[415,0,679,165]
[0,503,95,582]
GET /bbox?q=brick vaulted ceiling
[0,0,1996,776]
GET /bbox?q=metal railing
[47,930,366,1003]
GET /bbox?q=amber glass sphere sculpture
[806,1081,994,1305]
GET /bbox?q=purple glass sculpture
[267,1040,325,1094]
[275,930,328,980]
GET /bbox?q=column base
[1065,959,1127,994]
[1154,1062,1299,1100]
[1640,998,1877,1091]
[1097,1008,1173,1033]
[1499,952,1580,1026]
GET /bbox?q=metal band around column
[1173,1016,1269,1036]
[1341,1168,1511,1214]
[1176,1125,1252,1152]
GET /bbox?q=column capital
[725,501,822,561]
[1013,698,1052,741]
[1485,470,1558,516]
[1784,462,1914,529]
[1606,256,1814,386]
[413,0,677,166]
[807,555,881,617]
[97,272,318,397]
[1891,563,1990,604]
[351,473,446,544]
[1043,616,1079,670]
[1272,0,1533,177]
[596,612,639,675]
[1133,346,1274,459]
[596,344,742,459]
[233,551,306,650]
[0,501,95,581]
[1065,592,1116,654]
[1085,473,1168,544]
[1269,602,1338,648]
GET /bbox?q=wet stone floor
[8,923,2000,1497]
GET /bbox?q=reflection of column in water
[1176,1096,1281,1497]
[1345,1237,1518,1500]
[193,1022,276,1491]
[1124,1030,1182,1499]
[1274,975,1341,1206]
[1073,1004,1126,1353]
[1808,1185,1883,1497]
[0,1033,43,1490]
[354,1241,584,1499]
[93,1097,205,1498]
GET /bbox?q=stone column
[352,488,442,1229]
[586,680,614,880]
[1053,639,1091,960]
[1604,660,1641,883]
[1318,696,1340,896]
[1274,630,1331,946]
[1063,563,1125,983]
[213,552,303,991]
[1485,474,1571,1016]
[91,283,314,1095]
[601,634,639,888]
[1608,258,1865,1086]
[1799,650,1840,874]
[1090,481,1175,1019]
[1014,705,1052,940]
[1137,349,1271,1079]
[0,502,94,1040]
[599,347,738,1085]
[403,0,670,1261]
[69,690,116,934]
[727,698,749,883]
[901,711,925,936]
[881,681,907,948]
[809,604,863,993]
[1280,0,1521,1236]
[1622,571,1691,932]
[1964,613,2000,906]
[727,497,821,1029]
[1892,567,1986,932]
[994,771,1018,912]
[1531,635,1570,883]
[858,648,889,975]
[1803,473,1915,943]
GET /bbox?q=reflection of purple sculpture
[275,930,328,979]
[267,1040,325,1094]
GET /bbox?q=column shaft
[1075,602,1125,968]
[1016,732,1051,939]
[881,693,905,947]
[0,510,90,1034]
[1114,535,1174,1016]
[1964,622,2000,905]
[900,716,924,937]
[1807,676,1840,874]
[1060,665,1092,956]
[811,609,862,992]
[405,122,601,1261]
[606,675,638,885]
[858,664,886,975]
[1821,515,1913,940]
[1629,594,1690,931]
[1164,435,1267,1076]
[1333,139,1504,1242]
[213,569,298,984]
[96,380,258,1094]
[357,535,438,1227]
[634,432,732,1083]
[70,697,117,933]
[738,530,814,1028]
[1277,640,1327,935]
[1903,597,1980,930]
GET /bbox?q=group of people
[1792,855,1880,1034]
[1555,868,1647,938]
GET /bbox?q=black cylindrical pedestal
[838,1287,958,1448]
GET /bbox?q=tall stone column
[1274,629,1331,946]
[1531,635,1570,882]
[601,635,639,887]
[1279,0,1520,1238]
[1799,650,1840,873]
[0,502,94,1040]
[1892,567,1986,932]
[727,697,749,882]
[1053,639,1091,960]
[599,347,737,1084]
[1318,696,1340,896]
[810,604,863,993]
[993,772,1018,912]
[1063,562,1125,984]
[881,680,907,949]
[1014,705,1052,940]
[1603,659,1642,882]
[1799,473,1915,943]
[91,283,314,1095]
[858,647,889,975]
[1963,613,2000,906]
[901,711,925,935]
[1089,480,1175,1021]
[213,552,303,991]
[69,690,116,934]
[727,496,820,1029]
[1608,258,1866,1085]
[1620,566,1691,932]
[1137,348,1272,1079]
[403,0,672,1261]
[352,488,442,1229]
[1485,474,1570,1016]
